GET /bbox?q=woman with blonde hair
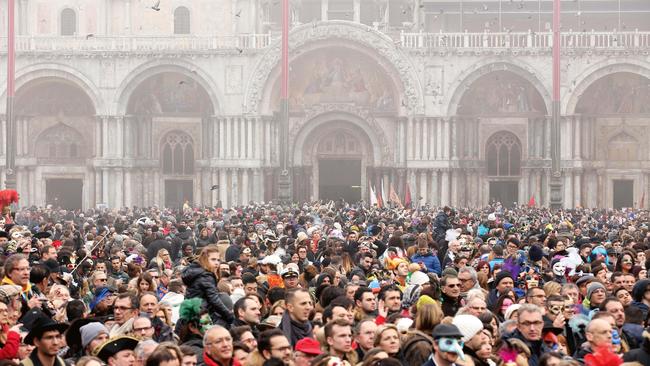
[373,324,406,365]
[149,248,173,273]
[543,281,562,297]
[181,245,234,325]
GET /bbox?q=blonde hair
[544,281,562,297]
[373,324,399,347]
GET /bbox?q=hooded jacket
[623,330,650,365]
[182,262,234,326]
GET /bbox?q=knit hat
[495,271,514,287]
[504,304,521,321]
[452,314,484,343]
[80,322,109,349]
[409,271,430,286]
[442,267,458,277]
[632,279,650,302]
[528,244,544,262]
[586,282,606,300]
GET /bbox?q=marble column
[450,170,459,206]
[563,171,573,208]
[232,169,239,206]
[450,118,458,160]
[415,118,421,160]
[441,170,450,206]
[102,168,109,204]
[407,117,414,160]
[115,168,124,208]
[429,170,438,207]
[242,169,250,204]
[124,169,132,207]
[574,171,582,207]
[94,169,102,207]
[239,118,246,159]
[422,118,429,160]
[253,169,262,202]
[219,169,228,208]
[419,170,428,204]
[353,0,361,22]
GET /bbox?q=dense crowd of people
[0,202,649,366]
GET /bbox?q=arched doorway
[14,77,96,208]
[316,130,364,202]
[294,119,376,202]
[160,131,195,208]
[486,131,522,206]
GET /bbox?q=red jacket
[0,328,19,360]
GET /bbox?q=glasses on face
[519,320,544,328]
[114,306,133,311]
[446,283,460,288]
[470,306,486,311]
[12,267,30,273]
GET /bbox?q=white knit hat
[409,271,430,286]
[504,304,521,321]
[452,314,484,343]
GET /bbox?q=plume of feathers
[568,314,590,338]
[584,345,622,366]
[0,189,19,211]
[179,298,203,321]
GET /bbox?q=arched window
[60,8,77,36]
[608,132,638,160]
[174,7,191,34]
[486,132,521,177]
[161,132,194,175]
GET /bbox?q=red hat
[294,338,322,355]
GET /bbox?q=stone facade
[0,0,649,209]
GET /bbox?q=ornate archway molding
[244,21,424,115]
[290,104,393,167]
[446,60,552,116]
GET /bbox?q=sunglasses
[446,284,461,288]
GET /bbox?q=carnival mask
[552,261,566,277]
[438,338,465,360]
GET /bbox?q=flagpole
[549,0,562,209]
[277,0,292,202]
[5,0,16,190]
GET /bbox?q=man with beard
[354,287,376,320]
[280,288,313,346]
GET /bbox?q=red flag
[404,183,412,208]
[389,184,403,208]
[376,182,384,208]
[528,195,536,207]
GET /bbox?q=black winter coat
[181,262,234,326]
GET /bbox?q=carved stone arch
[114,59,222,116]
[607,131,640,161]
[290,104,392,166]
[565,61,650,115]
[244,21,424,115]
[35,123,89,164]
[446,61,551,116]
[0,63,102,114]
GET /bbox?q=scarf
[1,276,32,300]
[280,311,313,346]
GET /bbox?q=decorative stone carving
[244,22,424,114]
[288,103,394,166]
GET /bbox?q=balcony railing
[0,30,648,53]
[0,33,277,52]
[400,30,650,49]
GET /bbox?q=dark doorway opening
[165,180,193,208]
[613,180,634,209]
[46,179,83,210]
[319,159,361,203]
[489,181,519,207]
